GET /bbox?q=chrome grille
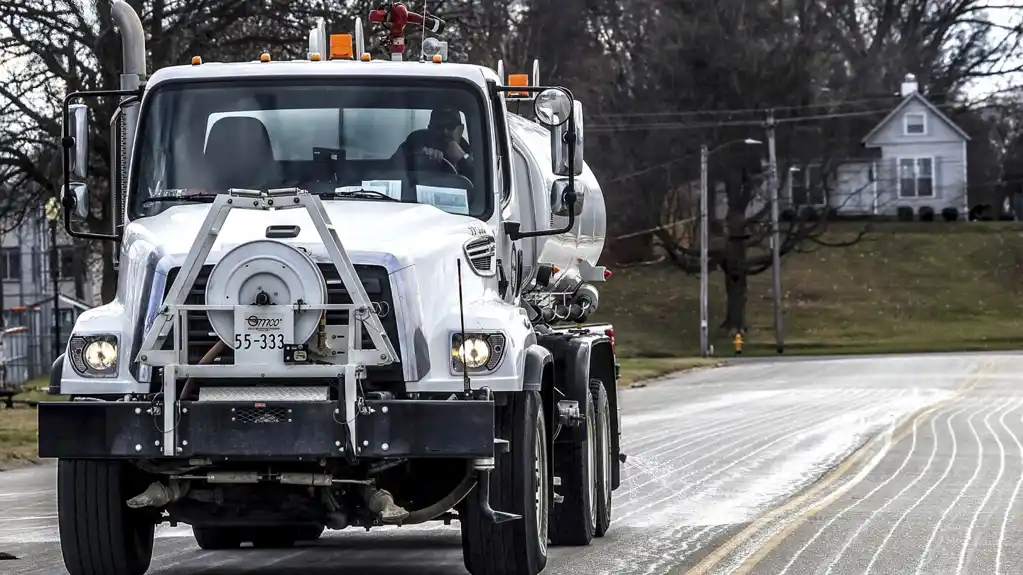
[464,236,496,275]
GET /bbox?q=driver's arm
[451,137,474,177]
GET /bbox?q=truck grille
[157,263,403,388]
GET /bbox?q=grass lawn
[593,221,1023,358]
[617,357,724,387]
[0,378,63,465]
[0,406,38,466]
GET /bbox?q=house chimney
[901,73,919,97]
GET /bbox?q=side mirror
[67,104,90,181]
[533,88,584,177]
[551,101,584,178]
[550,179,584,217]
[62,183,90,222]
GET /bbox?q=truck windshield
[129,79,491,220]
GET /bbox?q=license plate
[233,306,294,365]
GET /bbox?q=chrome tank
[506,113,607,292]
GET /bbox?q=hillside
[593,222,1023,357]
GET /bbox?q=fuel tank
[506,113,607,293]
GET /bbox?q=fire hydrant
[733,332,744,355]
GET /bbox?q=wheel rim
[535,425,549,556]
[587,402,597,525]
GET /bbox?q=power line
[589,85,1023,122]
[590,95,916,120]
[588,104,960,133]
[588,86,1023,132]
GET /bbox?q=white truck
[38,3,623,574]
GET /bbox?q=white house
[788,74,970,218]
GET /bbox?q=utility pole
[45,196,61,358]
[766,111,784,354]
[699,144,709,357]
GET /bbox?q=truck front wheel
[461,390,549,575]
[57,460,156,575]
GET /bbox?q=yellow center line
[685,359,994,575]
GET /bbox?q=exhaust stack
[110,1,147,89]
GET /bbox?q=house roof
[860,91,971,144]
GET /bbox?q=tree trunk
[721,256,748,333]
[720,182,750,333]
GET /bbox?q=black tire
[461,391,549,575]
[549,389,596,546]
[295,524,325,541]
[57,460,156,575]
[193,527,243,550]
[591,381,613,537]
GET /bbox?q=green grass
[618,357,724,387]
[0,406,38,465]
[593,221,1023,357]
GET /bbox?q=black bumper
[37,399,495,459]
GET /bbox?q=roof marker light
[260,53,271,62]
[361,53,372,62]
[508,73,529,97]
[190,56,202,66]
[330,34,353,59]
[310,52,322,61]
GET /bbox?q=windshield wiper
[323,189,401,202]
[141,194,217,207]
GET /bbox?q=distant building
[789,74,970,219]
[1,202,91,383]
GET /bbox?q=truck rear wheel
[57,460,156,575]
[461,390,549,575]
[549,389,596,545]
[591,381,613,536]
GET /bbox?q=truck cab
[38,4,621,575]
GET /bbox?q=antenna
[457,258,471,396]
[419,1,429,62]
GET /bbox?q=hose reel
[205,240,327,347]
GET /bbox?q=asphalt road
[2,352,1021,575]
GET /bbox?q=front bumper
[37,399,495,459]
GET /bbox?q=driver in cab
[391,107,474,178]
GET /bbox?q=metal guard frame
[134,188,400,456]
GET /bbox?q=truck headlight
[68,335,119,378]
[451,332,507,374]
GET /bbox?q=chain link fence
[1,304,78,401]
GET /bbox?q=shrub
[941,207,959,222]
[918,206,935,222]
[896,206,914,222]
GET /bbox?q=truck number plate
[233,306,294,365]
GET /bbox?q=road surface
[3,352,1022,574]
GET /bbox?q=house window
[898,158,934,197]
[790,165,826,206]
[46,246,77,280]
[0,248,20,281]
[904,113,926,135]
